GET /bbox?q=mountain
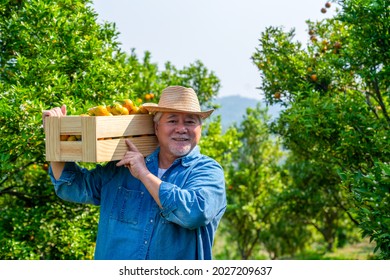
[211,95,282,130]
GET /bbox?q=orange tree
[252,0,389,258]
[201,107,311,259]
[0,0,220,259]
[220,106,290,259]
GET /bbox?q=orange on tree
[42,163,49,171]
[144,93,154,101]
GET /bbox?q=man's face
[155,112,202,159]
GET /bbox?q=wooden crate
[44,114,158,162]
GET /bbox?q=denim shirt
[49,146,226,260]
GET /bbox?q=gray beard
[168,143,192,157]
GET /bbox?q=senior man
[43,86,226,260]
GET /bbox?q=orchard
[252,0,389,259]
[1,0,389,260]
[0,0,220,259]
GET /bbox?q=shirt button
[150,219,153,223]
[144,241,148,244]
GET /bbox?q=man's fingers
[42,111,50,129]
[116,140,140,167]
[42,110,51,117]
[61,104,67,115]
[42,106,67,117]
[116,159,126,167]
[42,105,67,129]
[42,111,51,123]
[125,139,140,152]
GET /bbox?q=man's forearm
[50,162,66,180]
[139,172,162,208]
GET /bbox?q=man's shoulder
[191,153,223,172]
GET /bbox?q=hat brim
[142,103,214,119]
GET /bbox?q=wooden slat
[96,136,159,162]
[81,117,97,162]
[60,142,82,161]
[95,115,155,138]
[45,117,61,161]
[60,116,82,135]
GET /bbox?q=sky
[92,0,337,100]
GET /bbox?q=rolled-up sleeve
[49,162,113,205]
[159,159,226,230]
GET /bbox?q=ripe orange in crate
[44,115,158,162]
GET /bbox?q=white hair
[153,112,163,123]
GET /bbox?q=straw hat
[142,86,214,119]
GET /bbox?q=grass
[285,238,378,260]
[214,236,379,260]
[322,238,378,260]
